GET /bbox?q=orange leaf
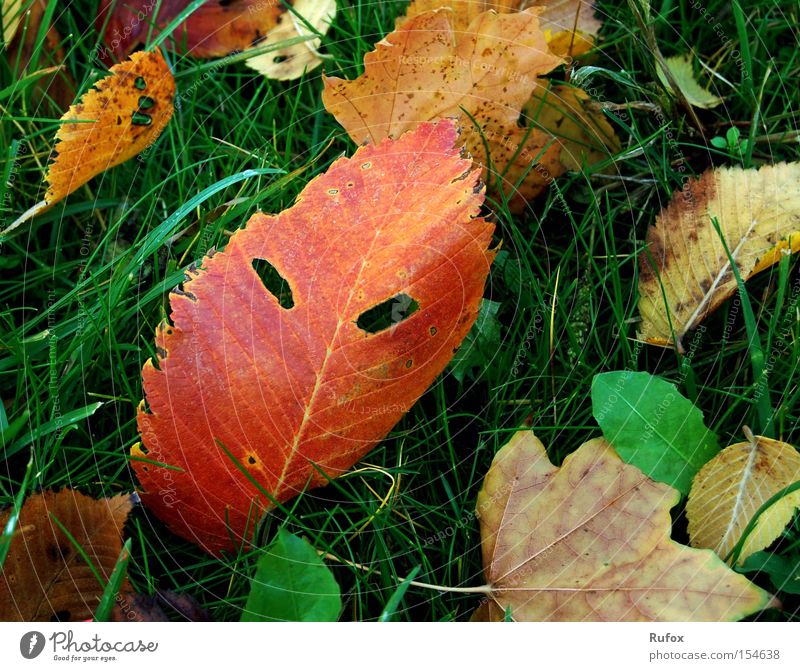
[322,8,616,212]
[0,490,133,621]
[4,49,174,234]
[97,0,288,61]
[402,0,602,57]
[476,431,775,621]
[134,120,495,554]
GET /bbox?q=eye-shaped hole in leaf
[356,293,419,334]
[251,258,294,309]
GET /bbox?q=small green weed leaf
[241,529,341,622]
[591,371,719,494]
[739,551,800,595]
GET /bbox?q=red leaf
[134,120,495,553]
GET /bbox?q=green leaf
[739,551,800,595]
[241,529,341,622]
[591,371,719,494]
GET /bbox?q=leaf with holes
[474,431,775,621]
[322,8,617,213]
[638,163,800,349]
[401,0,602,57]
[0,490,133,621]
[134,120,495,554]
[4,49,174,236]
[687,434,800,564]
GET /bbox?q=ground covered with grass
[1,0,799,621]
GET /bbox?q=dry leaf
[657,54,723,109]
[134,120,495,554]
[4,49,175,235]
[638,163,800,349]
[2,0,24,46]
[97,0,284,61]
[324,8,617,212]
[476,431,775,621]
[0,490,133,621]
[245,0,336,81]
[687,434,800,565]
[402,0,601,57]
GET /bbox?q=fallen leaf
[476,431,774,621]
[638,163,800,349]
[0,490,133,621]
[2,0,24,46]
[657,54,723,109]
[241,529,341,621]
[245,0,336,81]
[134,120,494,554]
[687,434,800,564]
[97,0,335,73]
[324,8,616,212]
[3,49,175,235]
[592,370,719,495]
[97,0,283,61]
[402,0,601,57]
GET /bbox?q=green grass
[1,0,800,621]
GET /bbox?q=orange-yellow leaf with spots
[474,431,775,621]
[402,0,602,57]
[322,8,616,213]
[3,49,174,235]
[134,121,495,554]
[0,490,133,622]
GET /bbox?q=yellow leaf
[687,434,800,564]
[0,490,133,621]
[476,431,775,621]
[245,0,336,81]
[2,0,24,46]
[3,49,174,236]
[657,54,723,109]
[638,163,800,349]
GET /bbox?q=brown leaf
[0,490,133,622]
[638,163,800,349]
[112,590,212,621]
[476,431,775,621]
[134,120,495,554]
[687,434,800,564]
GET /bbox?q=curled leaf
[134,120,495,554]
[687,434,800,564]
[0,490,133,621]
[245,0,336,81]
[476,431,775,621]
[638,163,800,349]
